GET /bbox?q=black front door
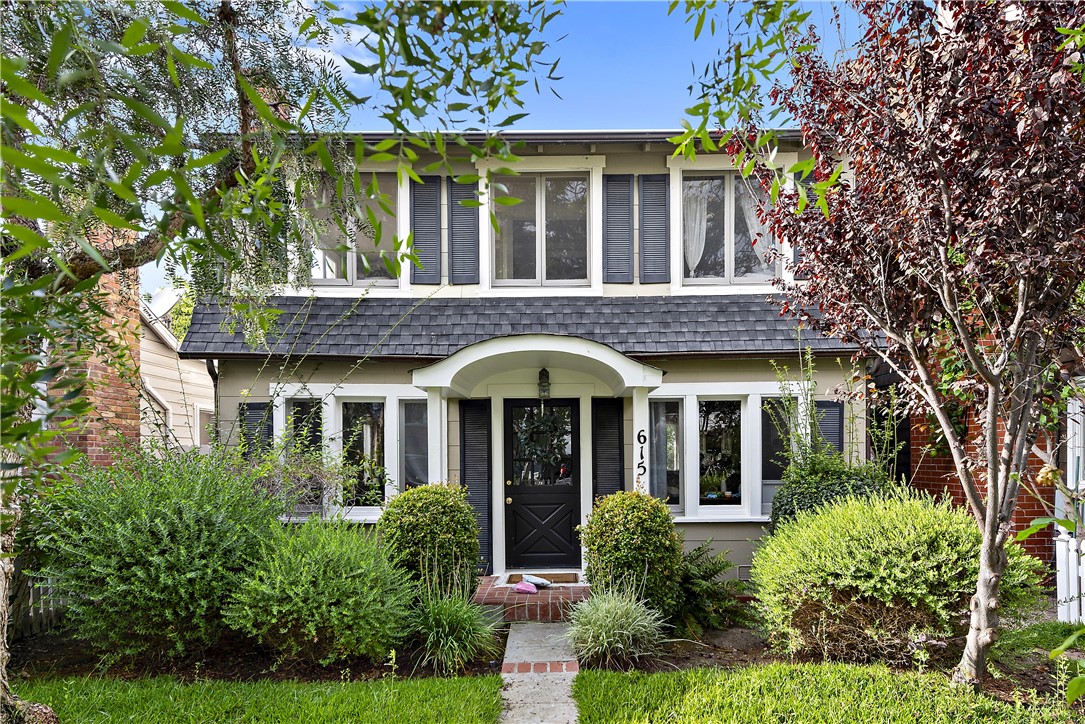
[505,399,580,568]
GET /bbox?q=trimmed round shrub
[752,494,1043,665]
[580,491,684,619]
[415,584,501,676]
[769,456,894,530]
[37,446,284,661]
[378,483,480,591]
[569,588,667,670]
[225,517,414,665]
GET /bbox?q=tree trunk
[1,493,20,723]
[953,530,1008,687]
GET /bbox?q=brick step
[474,576,590,622]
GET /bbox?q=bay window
[682,173,774,283]
[494,174,589,284]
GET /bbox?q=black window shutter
[410,177,442,284]
[761,399,789,481]
[460,400,492,574]
[639,174,670,283]
[815,400,845,452]
[448,180,479,284]
[602,175,634,283]
[238,402,272,458]
[591,398,625,499]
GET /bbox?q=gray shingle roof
[178,295,854,360]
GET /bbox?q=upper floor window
[494,174,588,285]
[311,173,398,286]
[682,173,774,284]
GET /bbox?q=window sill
[671,514,770,525]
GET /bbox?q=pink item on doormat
[514,581,538,594]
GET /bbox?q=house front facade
[180,130,863,577]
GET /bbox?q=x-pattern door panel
[504,399,580,568]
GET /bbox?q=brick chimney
[64,231,142,465]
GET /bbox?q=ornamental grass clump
[379,482,480,592]
[414,578,501,676]
[752,494,1043,666]
[568,588,668,670]
[225,517,414,666]
[579,491,684,620]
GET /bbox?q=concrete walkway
[500,622,579,723]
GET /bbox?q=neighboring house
[179,130,866,577]
[140,288,215,450]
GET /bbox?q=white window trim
[270,383,429,523]
[647,381,812,522]
[475,155,606,296]
[195,403,214,449]
[281,167,414,298]
[666,153,798,295]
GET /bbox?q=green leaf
[1051,628,1085,658]
[1,195,71,223]
[73,234,111,273]
[187,148,231,170]
[122,18,150,48]
[1015,517,1057,540]
[1068,675,1085,705]
[162,1,207,25]
[492,196,522,206]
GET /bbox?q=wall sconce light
[538,368,551,400]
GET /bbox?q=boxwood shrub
[37,446,284,661]
[752,494,1043,665]
[378,483,480,591]
[225,517,414,665]
[579,491,684,619]
[769,454,894,530]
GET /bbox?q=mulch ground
[10,616,1073,706]
[10,627,508,684]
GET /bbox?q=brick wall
[910,410,1054,564]
[65,267,141,464]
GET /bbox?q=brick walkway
[474,576,590,622]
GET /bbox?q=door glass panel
[509,402,574,486]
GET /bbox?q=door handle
[506,480,512,486]
[505,497,512,504]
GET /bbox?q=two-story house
[179,130,862,578]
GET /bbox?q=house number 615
[636,429,647,476]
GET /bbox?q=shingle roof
[178,295,854,360]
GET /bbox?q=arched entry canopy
[411,334,663,397]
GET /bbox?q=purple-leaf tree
[760,0,1085,684]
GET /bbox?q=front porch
[473,574,591,622]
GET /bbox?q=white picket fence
[1056,532,1085,624]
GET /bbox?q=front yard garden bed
[10,627,507,684]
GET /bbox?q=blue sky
[143,1,856,292]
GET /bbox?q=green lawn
[573,663,1075,724]
[15,675,503,724]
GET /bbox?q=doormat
[505,572,580,585]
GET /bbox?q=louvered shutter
[460,400,493,574]
[602,175,634,283]
[449,180,480,284]
[238,402,272,458]
[410,177,442,284]
[639,174,670,283]
[592,398,625,499]
[815,400,845,452]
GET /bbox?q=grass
[989,621,1082,674]
[15,674,503,723]
[573,663,1077,723]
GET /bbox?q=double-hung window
[494,174,589,285]
[682,173,774,284]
